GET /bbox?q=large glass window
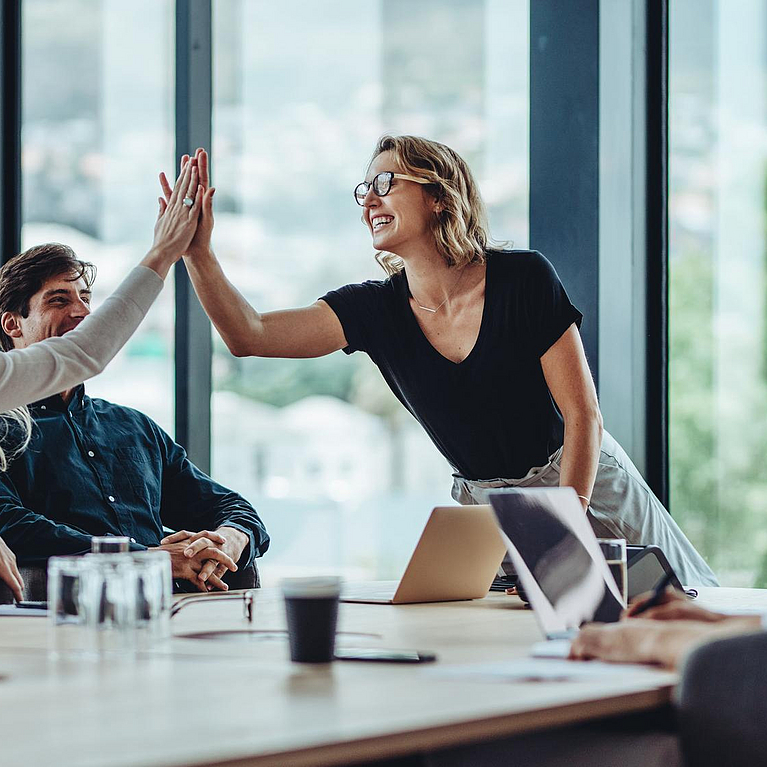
[212,0,529,583]
[21,0,175,432]
[669,0,767,585]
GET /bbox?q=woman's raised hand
[153,155,203,255]
[141,156,203,279]
[159,148,215,260]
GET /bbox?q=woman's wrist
[184,246,216,263]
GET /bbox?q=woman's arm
[0,537,23,601]
[183,250,347,358]
[541,324,604,511]
[160,149,346,359]
[0,156,202,412]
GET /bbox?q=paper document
[427,658,665,682]
[0,605,47,617]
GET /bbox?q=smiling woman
[170,134,717,589]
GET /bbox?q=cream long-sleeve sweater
[0,265,164,411]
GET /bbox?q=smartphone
[334,648,437,663]
[16,601,48,610]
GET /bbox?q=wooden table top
[0,586,762,767]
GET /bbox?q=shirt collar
[30,383,87,413]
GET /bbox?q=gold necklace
[412,266,468,314]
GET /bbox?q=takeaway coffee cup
[281,577,342,663]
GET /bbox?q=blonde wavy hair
[369,135,494,276]
[0,407,32,472]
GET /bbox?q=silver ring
[182,196,194,207]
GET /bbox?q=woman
[166,138,716,587]
[0,156,204,600]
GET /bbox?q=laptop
[341,505,507,604]
[487,487,624,658]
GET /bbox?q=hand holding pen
[629,572,676,617]
[627,573,726,623]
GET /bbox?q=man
[0,244,269,592]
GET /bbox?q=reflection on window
[669,0,767,585]
[21,0,175,432]
[212,0,529,583]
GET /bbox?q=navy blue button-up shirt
[0,385,269,567]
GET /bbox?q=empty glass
[47,555,96,658]
[81,554,138,655]
[91,536,130,553]
[129,550,172,646]
[598,538,628,605]
[48,555,90,627]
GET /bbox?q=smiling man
[0,243,269,591]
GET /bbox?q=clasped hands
[151,526,248,592]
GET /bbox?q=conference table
[0,585,764,767]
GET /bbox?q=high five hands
[141,154,205,279]
[159,148,215,260]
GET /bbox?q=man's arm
[0,473,94,566]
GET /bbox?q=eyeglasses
[354,171,432,206]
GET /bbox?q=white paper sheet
[0,605,47,617]
[426,658,664,682]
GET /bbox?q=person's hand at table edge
[569,616,764,669]
[0,538,23,602]
[626,587,731,623]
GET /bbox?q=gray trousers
[451,430,719,588]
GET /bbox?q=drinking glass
[598,538,628,605]
[91,536,130,553]
[81,553,138,655]
[47,555,95,658]
[129,550,172,646]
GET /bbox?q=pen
[631,571,675,616]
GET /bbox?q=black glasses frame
[354,171,432,206]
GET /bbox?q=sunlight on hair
[0,407,32,472]
[369,135,498,276]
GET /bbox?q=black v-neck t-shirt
[320,250,583,481]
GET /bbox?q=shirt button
[88,451,95,458]
[40,405,46,410]
[108,495,115,503]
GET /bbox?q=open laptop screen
[489,488,624,637]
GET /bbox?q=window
[21,0,175,432]
[669,0,767,585]
[212,0,529,583]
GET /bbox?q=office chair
[675,629,767,766]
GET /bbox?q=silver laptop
[488,488,624,657]
[341,505,507,604]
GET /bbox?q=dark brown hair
[0,243,96,351]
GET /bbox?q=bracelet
[577,494,591,506]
